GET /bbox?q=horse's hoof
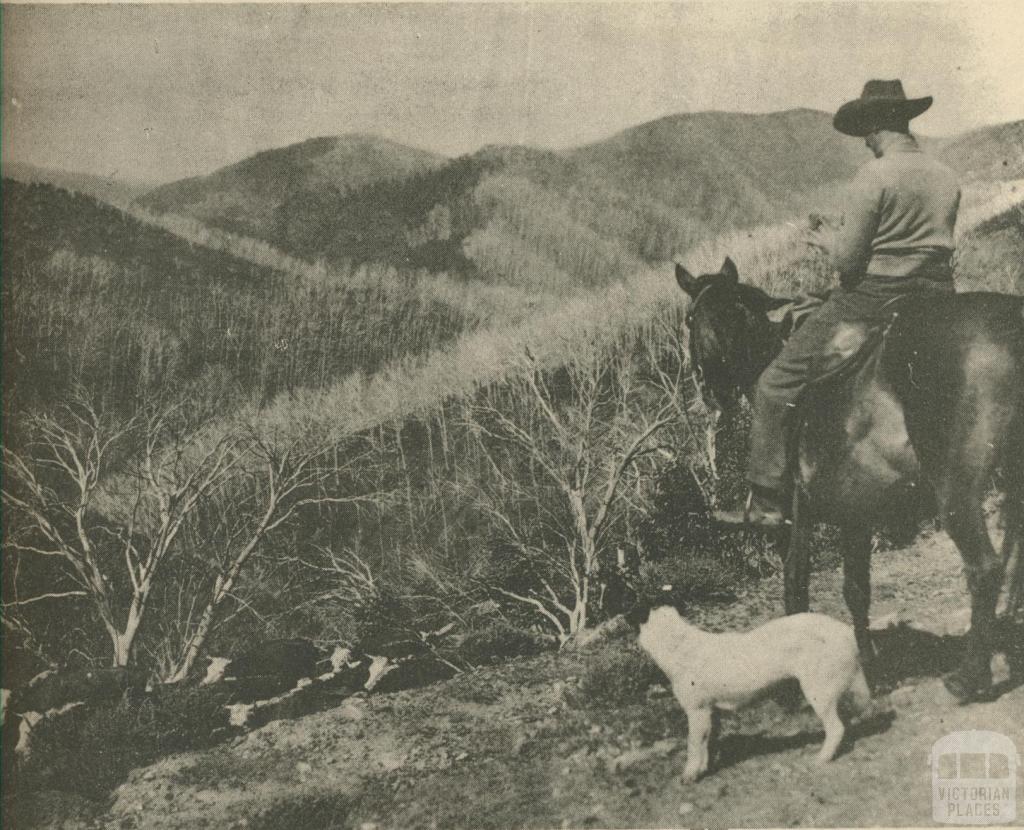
[942,671,994,705]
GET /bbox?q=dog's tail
[845,666,872,714]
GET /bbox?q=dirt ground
[37,530,1024,829]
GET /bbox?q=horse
[676,257,1024,703]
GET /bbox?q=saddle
[782,291,912,391]
[778,291,830,338]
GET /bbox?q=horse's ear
[720,257,739,284]
[675,263,699,296]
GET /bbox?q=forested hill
[1,180,483,418]
[136,110,867,280]
[3,160,158,207]
[133,111,1024,292]
[137,134,446,242]
[929,118,1024,180]
[566,108,866,229]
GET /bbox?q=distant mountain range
[3,160,158,208]
[129,110,1023,288]
[3,111,1021,419]
[928,119,1024,181]
[8,110,1022,296]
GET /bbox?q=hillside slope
[932,119,1024,182]
[137,135,445,240]
[3,160,158,207]
[1,180,482,416]
[568,108,866,229]
[78,533,1022,830]
[132,112,1024,296]
[134,110,867,279]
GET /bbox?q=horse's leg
[841,524,874,664]
[941,479,1004,703]
[783,488,811,615]
[1000,493,1023,616]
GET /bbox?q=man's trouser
[748,275,954,494]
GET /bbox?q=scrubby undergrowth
[10,532,1022,830]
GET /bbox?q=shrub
[576,645,663,707]
[13,685,234,802]
[455,621,551,666]
[638,415,781,577]
[632,555,740,608]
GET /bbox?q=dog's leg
[800,668,849,764]
[802,684,845,764]
[682,704,713,782]
[815,703,845,764]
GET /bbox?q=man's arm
[830,167,882,286]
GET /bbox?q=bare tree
[467,342,677,641]
[2,392,241,666]
[165,428,392,682]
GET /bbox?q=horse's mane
[734,283,788,314]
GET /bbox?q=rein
[685,283,789,401]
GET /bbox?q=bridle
[684,283,781,402]
[683,282,718,328]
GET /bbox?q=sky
[3,2,1023,185]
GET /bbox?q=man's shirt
[832,132,961,282]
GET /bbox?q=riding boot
[714,486,790,529]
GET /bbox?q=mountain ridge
[3,160,160,207]
[129,111,1024,292]
[137,134,447,239]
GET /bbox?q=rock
[889,683,918,706]
[338,700,365,721]
[992,652,1010,685]
[609,739,678,773]
[563,617,631,651]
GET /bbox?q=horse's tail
[998,311,1024,613]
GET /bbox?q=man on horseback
[718,80,962,528]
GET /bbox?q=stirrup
[714,490,790,529]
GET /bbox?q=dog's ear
[626,584,677,628]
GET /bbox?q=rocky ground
[18,529,1024,829]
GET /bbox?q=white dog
[632,605,871,781]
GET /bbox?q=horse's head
[676,257,790,412]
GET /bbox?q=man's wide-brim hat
[833,79,932,137]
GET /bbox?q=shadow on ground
[709,613,1024,775]
[868,613,1024,696]
[714,709,896,773]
